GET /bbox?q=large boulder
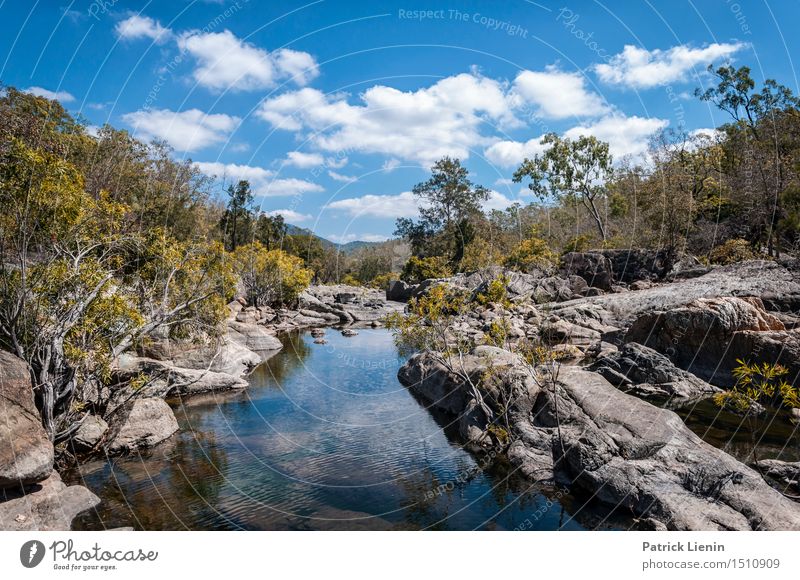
[753,459,800,494]
[226,321,283,352]
[0,471,99,530]
[521,366,800,530]
[104,398,179,454]
[0,352,53,489]
[386,280,414,302]
[399,346,800,529]
[550,260,800,328]
[595,249,673,284]
[560,252,614,291]
[69,414,108,453]
[587,342,720,405]
[625,297,786,386]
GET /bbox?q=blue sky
[2,0,799,243]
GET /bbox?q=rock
[588,342,720,405]
[595,248,674,284]
[313,338,328,344]
[400,346,800,529]
[386,280,414,302]
[70,414,108,453]
[341,329,359,337]
[104,398,179,454]
[540,317,601,346]
[112,356,248,410]
[551,260,800,329]
[0,471,100,530]
[335,292,358,304]
[521,365,800,530]
[0,351,53,489]
[235,306,261,324]
[300,285,405,323]
[310,328,326,337]
[753,459,800,493]
[226,321,283,352]
[560,252,614,291]
[625,297,786,386]
[398,347,537,447]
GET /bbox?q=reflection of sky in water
[67,329,623,530]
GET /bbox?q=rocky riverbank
[395,255,800,530]
[0,283,406,530]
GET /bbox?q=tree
[696,65,800,256]
[234,242,312,307]
[514,133,613,242]
[0,138,235,441]
[220,180,253,251]
[395,157,489,264]
[254,213,287,250]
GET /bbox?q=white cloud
[194,161,322,197]
[494,178,514,187]
[327,233,390,244]
[115,15,172,43]
[25,86,74,103]
[595,42,746,89]
[382,158,401,172]
[512,67,607,119]
[177,30,318,91]
[284,151,324,168]
[256,72,519,164]
[327,191,420,219]
[483,190,516,212]
[328,171,357,183]
[326,156,348,169]
[484,137,546,168]
[123,108,240,151]
[564,114,668,158]
[263,178,324,197]
[194,161,273,184]
[264,209,312,222]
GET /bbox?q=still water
[67,329,612,530]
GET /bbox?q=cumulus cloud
[511,67,608,119]
[177,30,318,91]
[257,73,520,164]
[564,114,668,158]
[25,86,74,102]
[123,108,240,152]
[595,42,746,89]
[328,171,357,183]
[194,161,323,197]
[484,136,546,168]
[284,151,324,168]
[327,191,420,219]
[264,209,312,222]
[115,15,172,43]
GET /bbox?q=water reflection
[67,329,614,531]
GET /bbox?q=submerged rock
[0,351,53,489]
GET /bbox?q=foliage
[459,238,502,272]
[341,274,362,286]
[369,271,400,289]
[562,234,594,254]
[400,255,451,284]
[503,234,557,273]
[234,242,312,307]
[475,276,511,308]
[708,239,757,265]
[395,157,489,263]
[514,133,613,241]
[220,180,253,251]
[714,359,800,413]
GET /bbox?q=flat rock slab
[0,471,99,530]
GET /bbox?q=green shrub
[504,237,557,272]
[400,255,451,283]
[709,238,756,265]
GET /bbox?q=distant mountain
[285,224,383,254]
